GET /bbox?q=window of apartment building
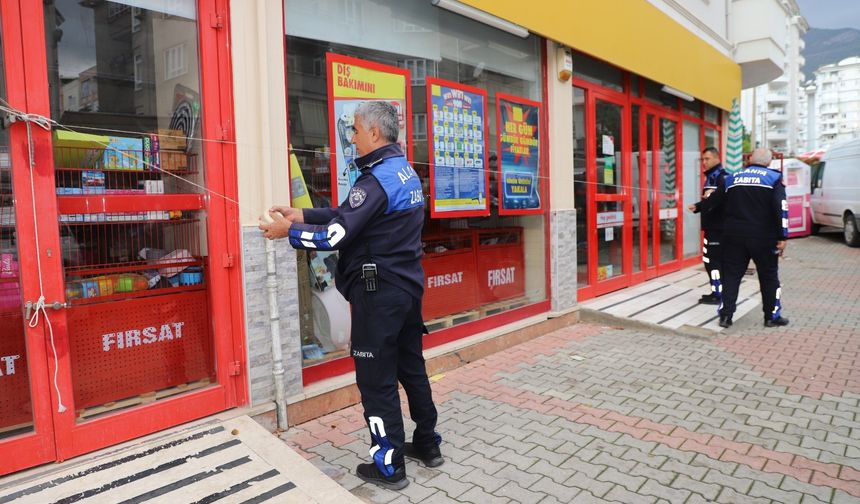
[131,7,142,33]
[164,44,188,80]
[284,0,547,370]
[133,53,144,90]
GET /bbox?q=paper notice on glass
[602,135,614,155]
[604,167,614,185]
[605,227,614,241]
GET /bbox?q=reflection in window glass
[596,100,623,195]
[284,0,546,366]
[631,105,642,273]
[572,51,623,92]
[658,119,678,263]
[573,87,588,287]
[597,201,624,281]
[682,121,701,259]
[44,0,215,418]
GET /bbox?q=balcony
[767,92,789,103]
[767,129,788,140]
[732,0,788,88]
[767,112,788,122]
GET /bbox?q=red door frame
[0,0,58,475]
[0,0,247,472]
[588,90,632,297]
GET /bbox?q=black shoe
[356,463,409,490]
[718,315,733,328]
[764,316,789,327]
[404,442,444,467]
[699,294,721,305]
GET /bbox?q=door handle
[24,300,67,320]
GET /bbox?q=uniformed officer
[688,147,728,305]
[701,147,789,328]
[259,101,441,490]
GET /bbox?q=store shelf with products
[52,137,208,307]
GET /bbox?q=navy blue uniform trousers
[349,280,438,471]
[703,230,723,298]
[720,235,782,321]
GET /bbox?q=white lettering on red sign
[488,267,516,288]
[426,272,463,288]
[102,322,186,352]
[0,354,20,377]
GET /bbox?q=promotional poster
[326,53,411,205]
[497,94,542,215]
[426,78,489,217]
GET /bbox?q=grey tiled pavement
[285,232,860,503]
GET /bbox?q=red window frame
[0,0,247,474]
[296,41,553,386]
[574,72,722,302]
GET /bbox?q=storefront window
[596,201,623,280]
[0,20,31,438]
[645,79,679,110]
[631,105,642,273]
[573,87,588,287]
[284,0,546,367]
[595,100,623,195]
[704,104,719,124]
[704,127,719,152]
[682,121,702,258]
[658,119,678,263]
[572,51,623,93]
[45,0,215,418]
[683,99,702,119]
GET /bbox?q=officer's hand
[776,240,787,256]
[687,204,697,212]
[259,211,292,240]
[270,206,304,224]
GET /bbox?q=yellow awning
[460,0,740,110]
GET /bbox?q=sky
[795,0,860,30]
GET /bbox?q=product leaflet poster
[426,78,489,218]
[326,53,411,205]
[497,94,542,215]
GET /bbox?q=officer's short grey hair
[749,148,773,166]
[355,101,399,143]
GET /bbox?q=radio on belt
[362,262,378,292]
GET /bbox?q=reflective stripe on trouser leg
[771,286,782,319]
[710,269,722,296]
[368,416,396,477]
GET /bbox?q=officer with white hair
[701,147,789,328]
[259,101,441,491]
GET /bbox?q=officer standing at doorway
[688,146,727,305]
[259,101,442,490]
[701,147,789,328]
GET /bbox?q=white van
[811,139,860,246]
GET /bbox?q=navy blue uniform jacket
[702,164,788,241]
[288,144,425,302]
[692,163,728,233]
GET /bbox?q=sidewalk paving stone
[285,234,860,503]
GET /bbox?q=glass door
[0,0,58,475]
[592,93,629,295]
[656,117,681,271]
[9,0,243,464]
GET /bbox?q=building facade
[799,57,860,151]
[740,0,807,155]
[0,0,802,476]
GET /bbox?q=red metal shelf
[56,194,205,214]
[66,283,206,307]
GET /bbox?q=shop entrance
[575,87,685,299]
[0,0,245,475]
[633,109,683,280]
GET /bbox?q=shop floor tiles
[582,266,763,333]
[0,416,359,504]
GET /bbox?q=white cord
[6,108,67,413]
